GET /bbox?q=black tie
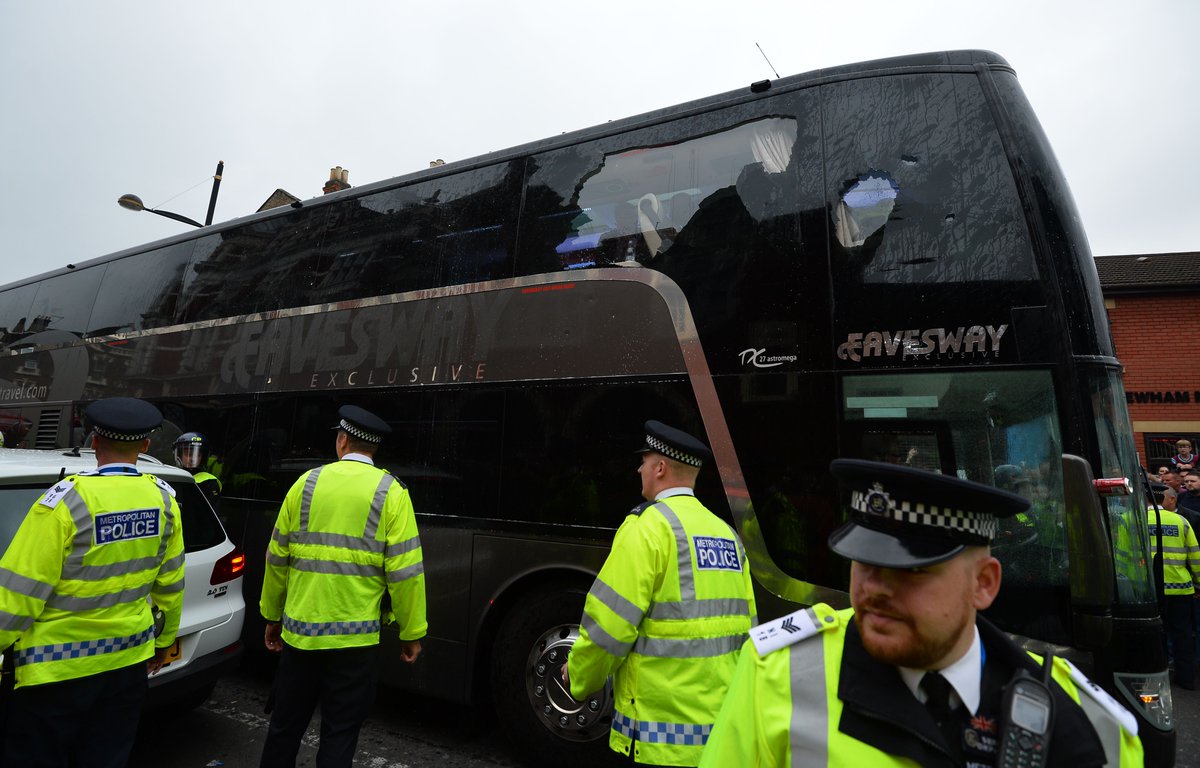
[921,672,955,719]
[921,672,963,757]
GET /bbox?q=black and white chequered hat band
[646,434,703,467]
[92,425,155,441]
[340,419,383,444]
[851,489,997,540]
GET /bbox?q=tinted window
[313,163,521,303]
[518,91,829,374]
[0,284,38,347]
[178,206,331,323]
[496,382,711,529]
[28,267,105,339]
[87,241,195,335]
[174,481,227,552]
[824,72,1037,286]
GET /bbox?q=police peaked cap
[333,405,391,444]
[828,459,1030,568]
[84,397,163,442]
[636,420,712,468]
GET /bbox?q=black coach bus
[0,50,1172,764]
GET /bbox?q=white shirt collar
[655,487,694,500]
[899,625,983,715]
[340,453,375,465]
[94,462,142,475]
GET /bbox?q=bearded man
[700,459,1143,768]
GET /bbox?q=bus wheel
[490,585,617,768]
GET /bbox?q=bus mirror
[1061,453,1114,650]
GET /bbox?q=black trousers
[1164,594,1197,687]
[259,643,379,768]
[2,661,147,768]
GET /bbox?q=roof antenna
[756,43,781,79]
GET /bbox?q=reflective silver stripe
[61,555,164,583]
[15,625,155,667]
[612,709,712,745]
[0,609,35,633]
[590,578,645,627]
[45,582,152,612]
[155,578,186,594]
[291,531,385,554]
[581,613,634,658]
[159,552,185,574]
[633,633,743,658]
[648,598,750,621]
[282,614,380,637]
[789,619,829,766]
[364,475,395,540]
[289,558,381,578]
[734,534,758,625]
[654,503,694,600]
[154,483,174,563]
[63,488,92,568]
[266,551,289,567]
[1074,683,1123,766]
[385,536,421,559]
[271,527,290,549]
[0,567,55,601]
[387,561,424,583]
[299,467,323,532]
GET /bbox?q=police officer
[1147,483,1200,689]
[0,397,186,768]
[562,421,755,766]
[259,405,427,768]
[174,431,221,510]
[700,459,1143,767]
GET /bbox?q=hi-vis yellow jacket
[567,493,756,767]
[1147,506,1200,596]
[0,471,185,687]
[260,458,426,649]
[700,606,1144,767]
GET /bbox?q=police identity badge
[693,536,741,571]
[95,508,160,545]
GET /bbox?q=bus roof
[6,49,1013,293]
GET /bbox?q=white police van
[0,448,245,709]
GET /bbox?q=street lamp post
[118,161,224,228]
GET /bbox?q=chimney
[323,166,351,195]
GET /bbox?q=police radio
[996,655,1055,768]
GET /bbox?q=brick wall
[1106,293,1200,466]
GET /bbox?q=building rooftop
[1094,252,1200,293]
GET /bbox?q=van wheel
[490,585,618,768]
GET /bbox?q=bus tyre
[490,585,619,768]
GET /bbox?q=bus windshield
[837,369,1074,642]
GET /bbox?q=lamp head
[117,194,146,212]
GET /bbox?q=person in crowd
[562,421,755,766]
[1147,483,1200,689]
[1172,439,1197,473]
[1176,470,1200,526]
[700,459,1142,767]
[258,405,426,768]
[0,397,185,768]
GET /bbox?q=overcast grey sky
[0,1,1194,287]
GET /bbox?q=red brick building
[1095,252,1200,469]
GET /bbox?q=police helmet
[173,432,209,470]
